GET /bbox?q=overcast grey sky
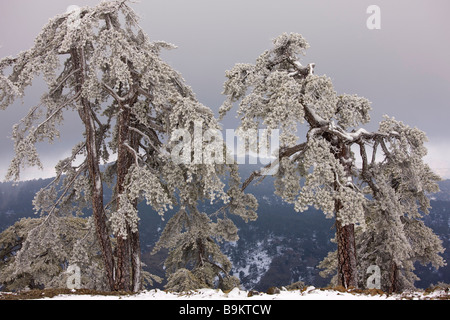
[1,0,449,180]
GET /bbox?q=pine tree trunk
[71,47,115,291]
[131,229,142,292]
[388,261,399,293]
[115,237,131,291]
[115,104,132,291]
[86,112,115,292]
[115,102,142,292]
[334,142,358,289]
[335,218,358,288]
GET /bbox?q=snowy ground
[17,286,448,300]
[4,287,445,319]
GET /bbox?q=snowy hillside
[2,177,450,291]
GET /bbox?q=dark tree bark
[114,104,132,291]
[129,128,142,292]
[130,226,142,292]
[335,143,358,288]
[335,218,358,288]
[71,47,115,291]
[114,97,142,292]
[388,261,399,293]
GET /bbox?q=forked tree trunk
[71,47,115,291]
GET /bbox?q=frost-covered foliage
[221,33,370,228]
[152,162,256,291]
[0,0,255,292]
[154,207,241,292]
[0,217,106,291]
[221,32,444,290]
[355,119,445,292]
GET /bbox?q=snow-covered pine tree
[0,0,163,292]
[154,207,241,292]
[220,33,444,289]
[152,105,257,291]
[355,120,445,292]
[0,0,256,292]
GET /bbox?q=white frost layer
[66,5,81,14]
[66,5,82,30]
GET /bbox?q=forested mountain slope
[1,172,449,290]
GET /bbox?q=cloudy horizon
[0,0,449,181]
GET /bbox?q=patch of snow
[66,5,81,14]
[29,287,449,300]
[262,195,271,205]
[230,240,272,290]
[95,177,102,192]
[5,209,15,216]
[66,5,82,31]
